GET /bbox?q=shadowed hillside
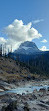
[0,56,40,83]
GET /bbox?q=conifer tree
[0,44,2,56]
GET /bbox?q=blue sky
[0,0,49,51]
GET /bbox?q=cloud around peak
[2,19,42,51]
[40,46,49,51]
[4,19,42,42]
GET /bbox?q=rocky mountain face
[14,41,40,55]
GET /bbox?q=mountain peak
[14,41,40,55]
[20,41,38,48]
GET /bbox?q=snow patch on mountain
[19,46,32,50]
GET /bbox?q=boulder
[2,100,17,111]
[47,87,49,91]
[39,88,46,93]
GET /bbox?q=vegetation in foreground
[0,55,48,84]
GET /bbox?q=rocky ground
[0,86,49,111]
[0,79,49,111]
[0,56,49,111]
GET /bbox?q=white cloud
[41,39,47,43]
[32,19,44,24]
[40,46,49,51]
[0,37,6,44]
[2,19,42,51]
[4,19,42,41]
[0,37,21,52]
